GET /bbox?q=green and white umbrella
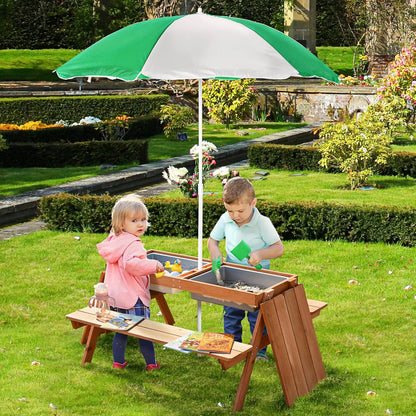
[56,9,338,82]
[56,9,337,328]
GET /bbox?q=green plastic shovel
[231,240,262,270]
[212,255,224,285]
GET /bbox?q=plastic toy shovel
[231,240,262,270]
[212,256,224,285]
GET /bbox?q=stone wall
[256,82,377,124]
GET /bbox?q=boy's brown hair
[222,177,255,204]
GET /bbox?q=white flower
[167,166,189,184]
[55,119,69,126]
[79,116,102,125]
[162,170,171,185]
[190,141,218,158]
[212,166,230,178]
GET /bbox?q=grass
[0,165,133,198]
[0,47,352,82]
[316,46,358,77]
[0,122,303,198]
[161,167,416,208]
[0,49,81,82]
[392,133,416,153]
[147,122,304,161]
[0,231,415,415]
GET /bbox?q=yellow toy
[164,259,183,275]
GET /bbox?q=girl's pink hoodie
[97,232,160,309]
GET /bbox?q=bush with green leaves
[159,104,195,139]
[0,133,7,152]
[317,115,393,190]
[202,79,257,128]
[39,193,416,246]
[376,43,416,124]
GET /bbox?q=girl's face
[122,211,148,237]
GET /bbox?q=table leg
[151,291,175,325]
[232,309,266,412]
[81,326,104,366]
[80,325,91,345]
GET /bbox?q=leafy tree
[202,79,257,129]
[159,104,195,139]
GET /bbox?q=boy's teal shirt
[210,207,281,269]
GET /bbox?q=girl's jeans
[112,298,156,365]
[223,306,267,356]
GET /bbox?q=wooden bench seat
[66,307,253,368]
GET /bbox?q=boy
[207,177,284,361]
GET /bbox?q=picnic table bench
[66,285,327,411]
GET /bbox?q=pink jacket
[96,232,159,308]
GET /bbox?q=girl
[97,194,164,371]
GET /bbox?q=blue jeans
[224,306,267,355]
[112,298,156,365]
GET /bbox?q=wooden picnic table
[66,282,327,411]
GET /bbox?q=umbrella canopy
[55,10,338,329]
[56,11,338,83]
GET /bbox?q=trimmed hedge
[1,114,162,144]
[0,139,148,167]
[39,194,416,246]
[0,94,169,124]
[248,143,416,178]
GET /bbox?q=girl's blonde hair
[111,194,149,235]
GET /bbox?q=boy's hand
[248,251,262,267]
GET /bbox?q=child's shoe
[255,352,268,362]
[113,361,128,369]
[146,361,160,372]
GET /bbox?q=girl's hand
[156,261,164,273]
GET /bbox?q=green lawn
[0,49,81,81]
[0,47,351,81]
[317,46,357,77]
[161,167,416,208]
[0,232,414,415]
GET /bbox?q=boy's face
[224,198,257,227]
[122,213,148,237]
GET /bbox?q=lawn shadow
[373,177,416,189]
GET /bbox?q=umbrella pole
[197,78,203,332]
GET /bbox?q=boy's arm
[248,240,284,267]
[207,237,223,262]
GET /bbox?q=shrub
[248,143,324,171]
[202,79,257,128]
[248,143,416,178]
[376,43,416,124]
[159,104,195,139]
[0,139,148,168]
[0,133,7,152]
[40,193,416,246]
[0,95,169,124]
[316,118,393,189]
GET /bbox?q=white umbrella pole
[197,78,203,332]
